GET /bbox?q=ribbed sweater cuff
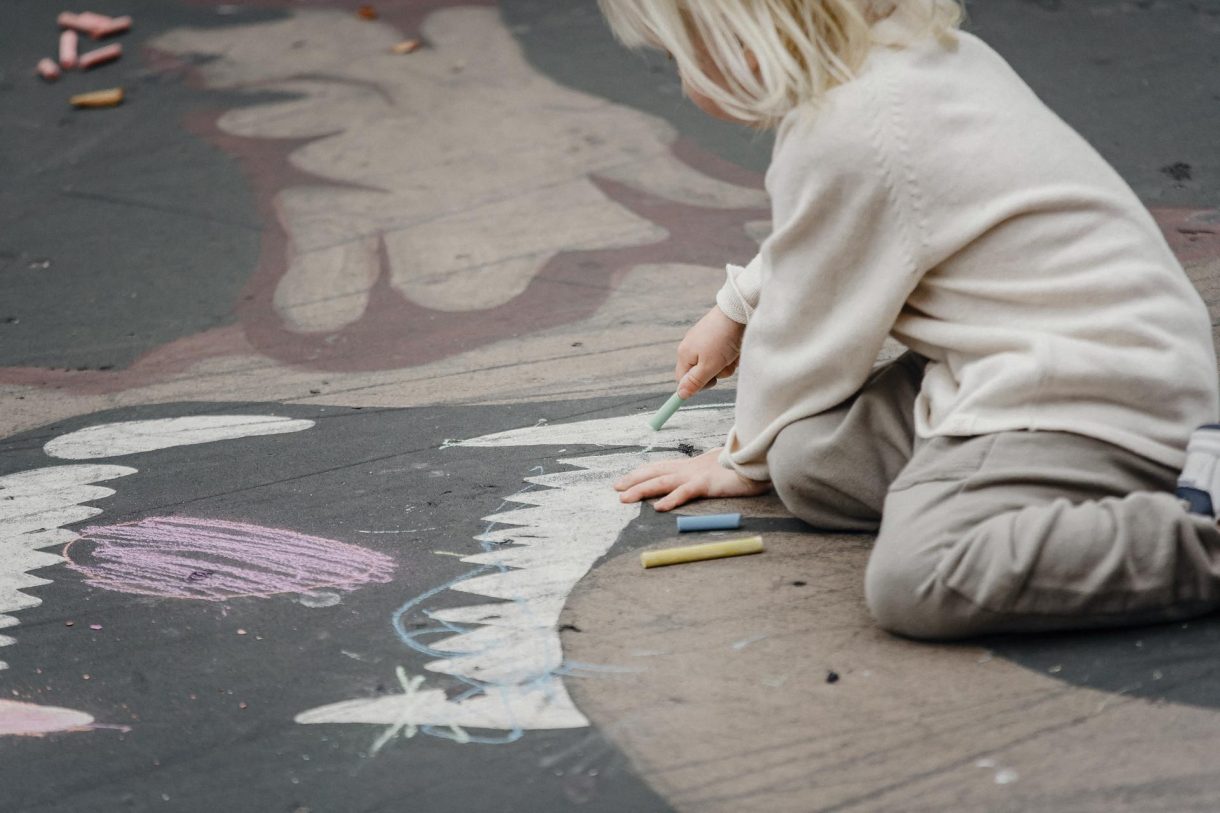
[715,262,758,325]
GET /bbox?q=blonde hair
[598,0,963,127]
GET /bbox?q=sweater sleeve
[720,89,926,482]
[715,254,764,324]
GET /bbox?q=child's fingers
[613,460,680,491]
[674,340,700,385]
[675,363,700,397]
[677,364,715,399]
[618,473,683,504]
[674,356,694,385]
[653,482,701,511]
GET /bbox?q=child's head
[598,0,962,127]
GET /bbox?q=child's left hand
[613,448,771,511]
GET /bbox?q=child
[602,0,1220,639]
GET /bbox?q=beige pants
[768,352,1220,640]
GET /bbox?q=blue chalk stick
[676,513,742,532]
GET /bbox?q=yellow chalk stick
[70,87,123,108]
[640,535,763,569]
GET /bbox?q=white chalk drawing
[442,405,733,452]
[44,415,315,459]
[0,698,95,737]
[296,404,734,747]
[0,465,136,672]
[150,7,766,330]
[0,415,313,674]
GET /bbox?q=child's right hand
[675,306,746,399]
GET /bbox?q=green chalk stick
[649,392,686,431]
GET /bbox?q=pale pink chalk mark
[66,517,396,601]
[59,30,79,69]
[0,699,93,737]
[37,58,61,81]
[79,42,121,70]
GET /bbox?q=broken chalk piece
[90,15,132,39]
[640,535,763,569]
[59,11,130,38]
[76,12,114,28]
[59,29,79,69]
[676,512,741,533]
[93,15,132,38]
[648,392,685,431]
[70,87,123,108]
[392,38,421,54]
[79,42,122,70]
[37,58,62,81]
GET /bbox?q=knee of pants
[863,543,987,641]
[768,428,878,531]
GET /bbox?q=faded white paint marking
[0,699,95,737]
[731,634,769,651]
[297,590,342,609]
[297,673,586,739]
[449,403,732,452]
[0,465,136,670]
[44,415,314,459]
[298,406,735,742]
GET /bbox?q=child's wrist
[711,303,747,331]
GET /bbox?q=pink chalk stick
[90,15,132,39]
[76,11,113,28]
[59,11,129,38]
[59,30,79,69]
[78,42,122,70]
[37,58,62,81]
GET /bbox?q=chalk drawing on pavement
[147,6,767,371]
[0,699,95,737]
[44,415,315,459]
[0,465,136,672]
[0,414,313,675]
[64,517,395,601]
[296,404,734,747]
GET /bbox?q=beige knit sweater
[716,28,1218,481]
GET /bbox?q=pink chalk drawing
[0,699,94,737]
[64,517,396,601]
